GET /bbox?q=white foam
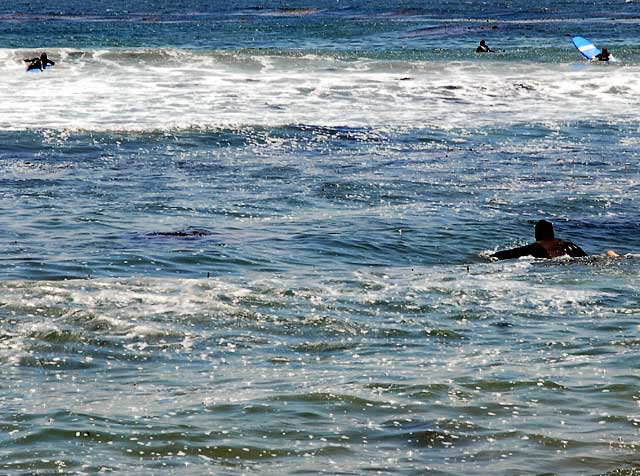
[2,48,639,132]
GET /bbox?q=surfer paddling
[490,220,587,261]
[476,40,494,53]
[24,52,55,71]
[595,48,611,62]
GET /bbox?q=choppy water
[1,1,640,475]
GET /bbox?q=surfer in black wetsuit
[24,52,55,71]
[595,48,611,62]
[490,220,588,261]
[476,40,494,53]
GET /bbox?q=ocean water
[1,1,640,474]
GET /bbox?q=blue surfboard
[27,65,52,73]
[572,36,601,60]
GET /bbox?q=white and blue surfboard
[572,36,601,60]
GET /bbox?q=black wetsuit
[476,44,493,53]
[25,57,55,71]
[491,239,587,261]
[595,51,610,62]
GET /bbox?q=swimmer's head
[535,220,555,241]
[480,40,486,46]
[40,52,47,60]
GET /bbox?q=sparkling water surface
[1,1,640,475]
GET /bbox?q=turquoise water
[1,2,640,475]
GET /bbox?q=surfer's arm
[490,243,540,261]
[45,59,55,66]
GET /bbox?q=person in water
[476,40,494,53]
[595,48,611,62]
[490,220,588,261]
[24,52,55,71]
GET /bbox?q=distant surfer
[147,229,211,237]
[595,48,611,62]
[24,52,55,71]
[476,40,494,53]
[490,220,588,261]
